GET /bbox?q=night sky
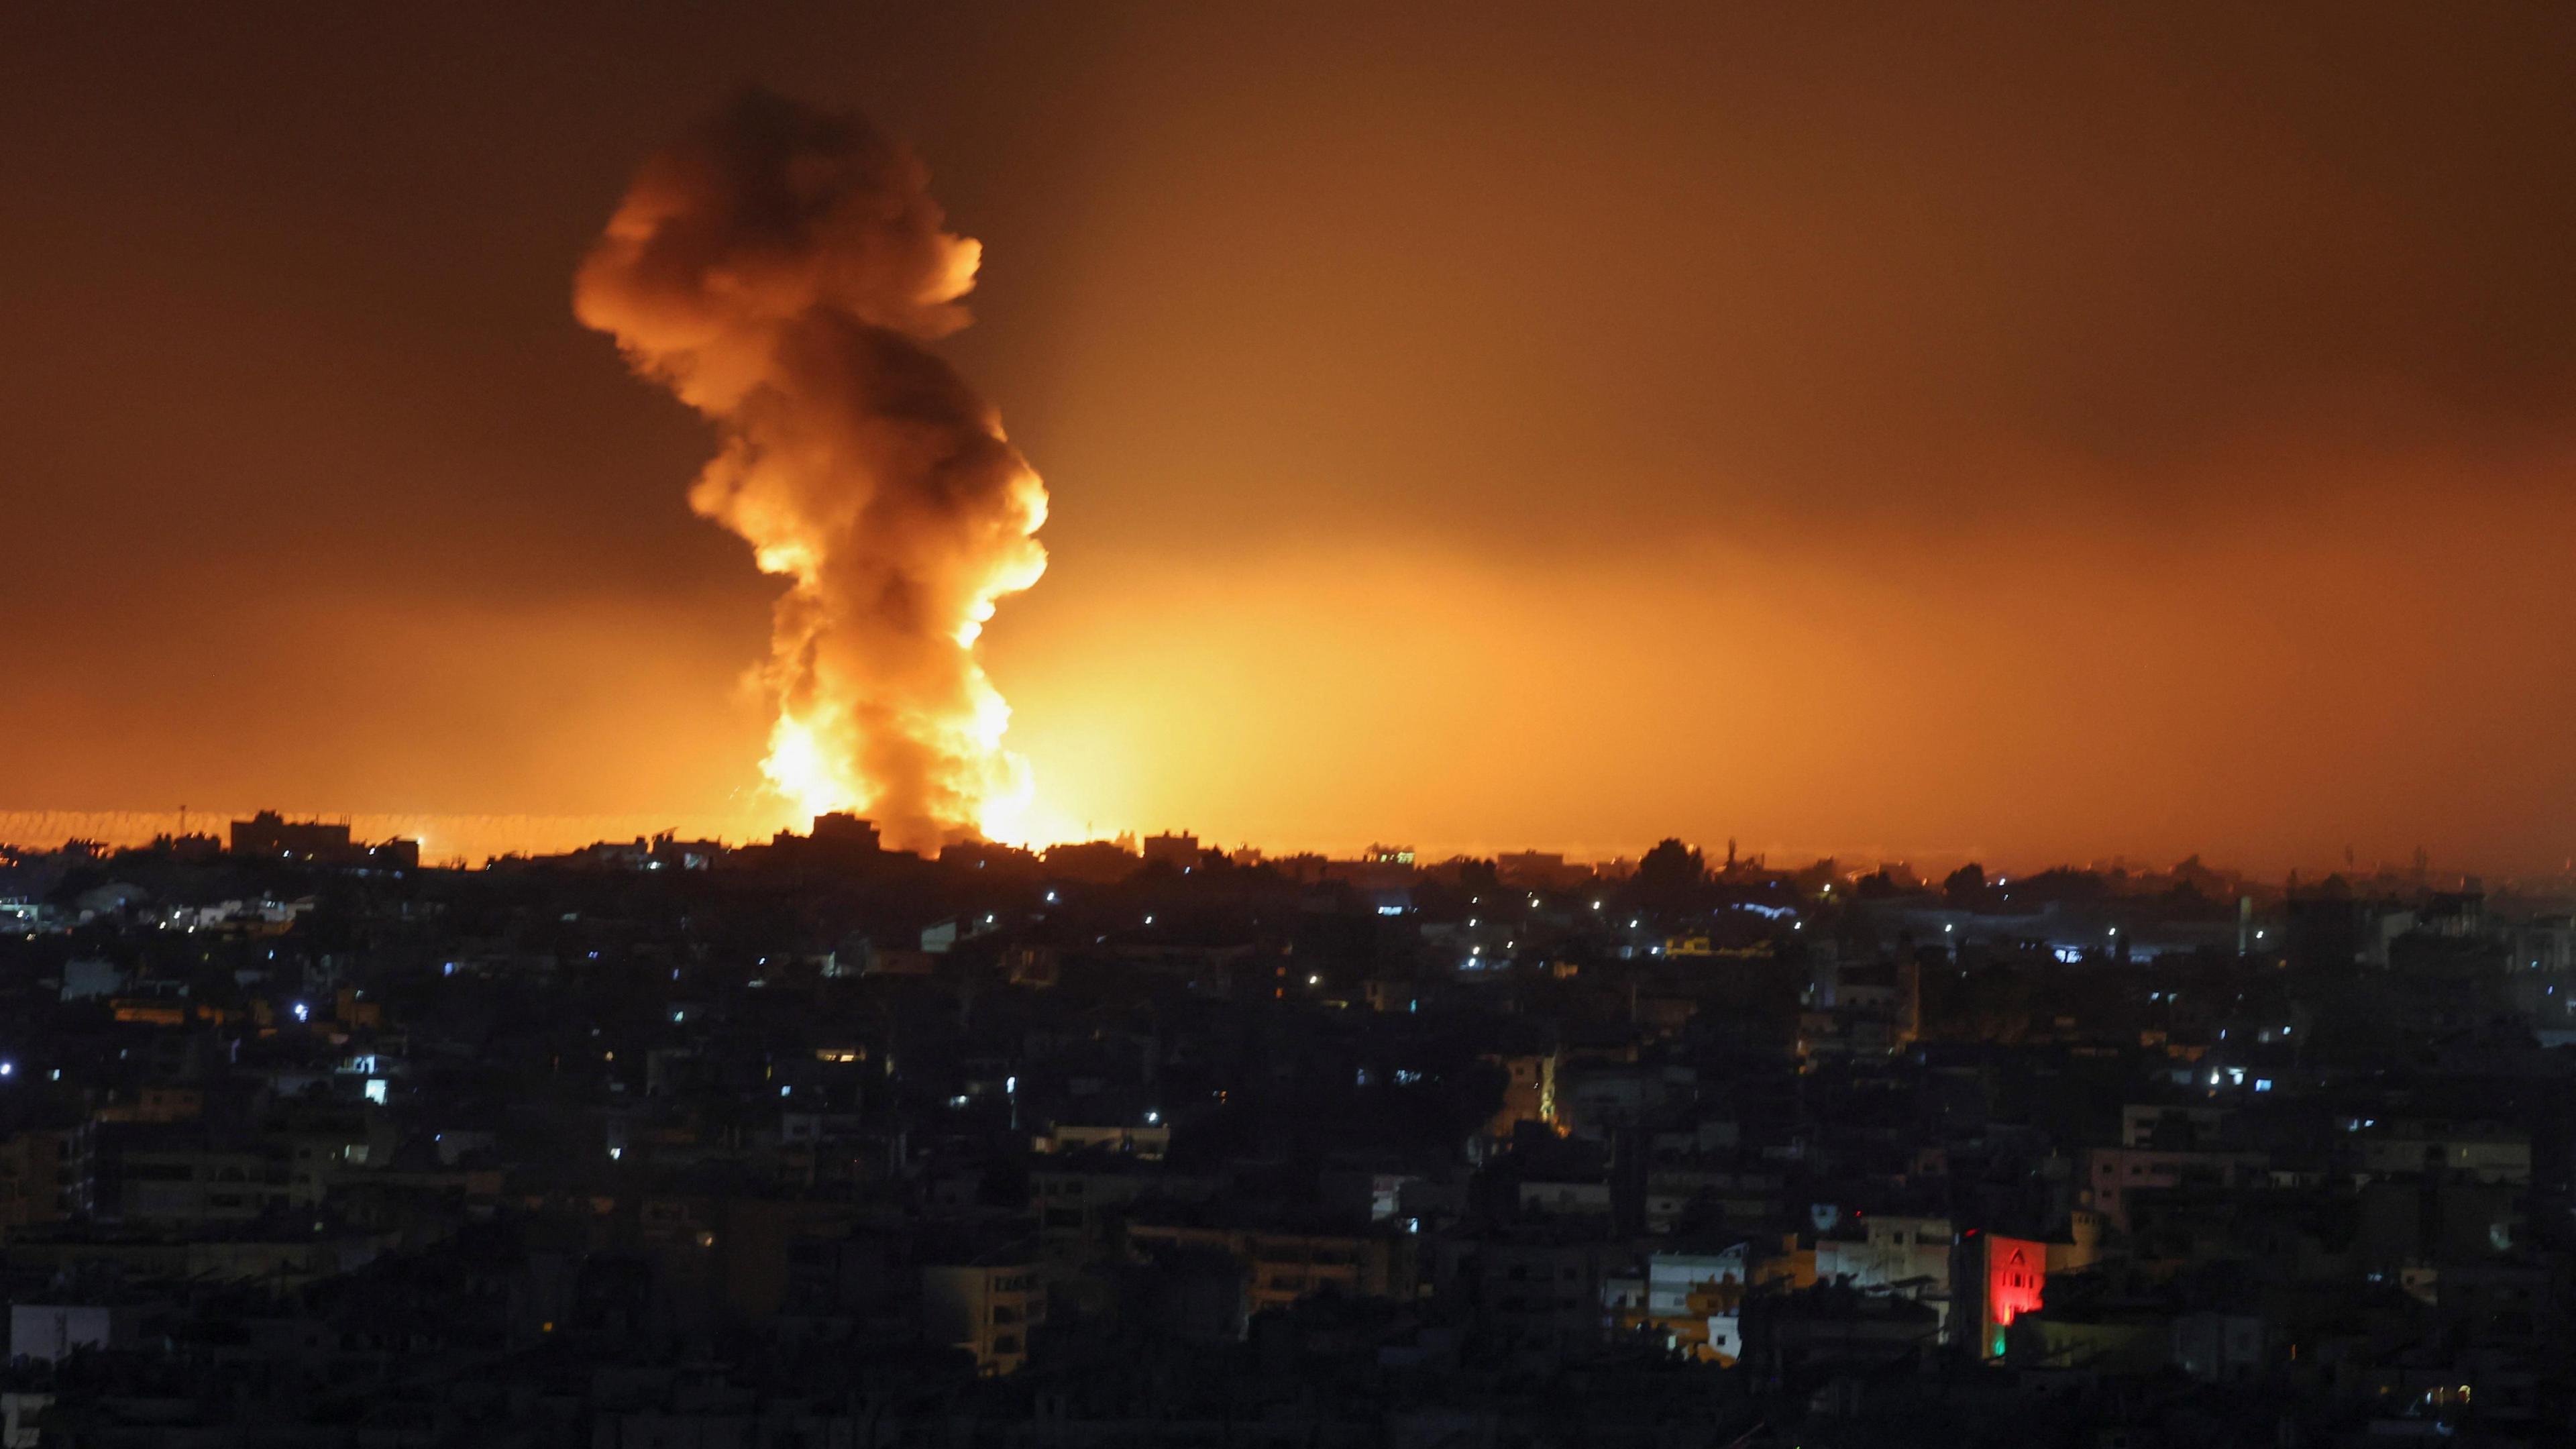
[8,3,2576,871]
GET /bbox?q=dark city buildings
[3,825,2576,1444]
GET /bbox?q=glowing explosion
[574,89,1049,851]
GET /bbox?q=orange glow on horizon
[16,481,2576,877]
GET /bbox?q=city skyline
[0,806,2538,894]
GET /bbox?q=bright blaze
[574,92,1054,852]
[761,713,848,823]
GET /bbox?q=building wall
[1815,1216,1952,1299]
[2357,1125,2530,1184]
[1125,1222,1417,1328]
[1483,1053,1558,1140]
[1611,1248,1749,1362]
[111,1148,294,1224]
[920,1264,1042,1375]
[7,1305,145,1363]
[0,1127,91,1228]
[2087,1148,2268,1231]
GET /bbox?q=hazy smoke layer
[574,89,1048,851]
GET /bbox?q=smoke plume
[574,89,1049,851]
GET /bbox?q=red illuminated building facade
[1960,1232,2047,1360]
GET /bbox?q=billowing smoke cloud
[574,89,1048,851]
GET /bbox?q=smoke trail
[574,89,1048,851]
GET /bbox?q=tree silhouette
[1633,839,1706,911]
[1943,862,1988,910]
